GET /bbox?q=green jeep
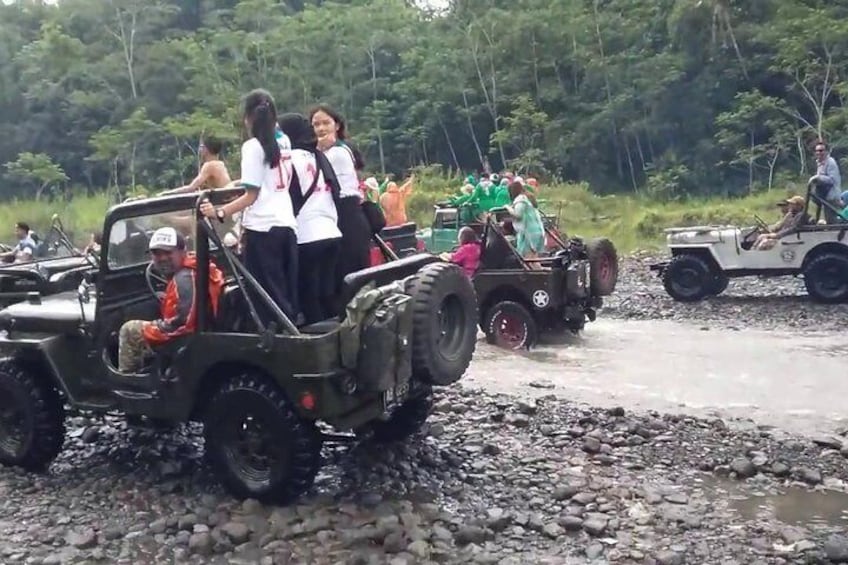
[0,189,478,504]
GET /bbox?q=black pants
[243,227,298,326]
[335,196,371,291]
[298,238,340,325]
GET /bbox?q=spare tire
[405,262,478,386]
[587,238,618,296]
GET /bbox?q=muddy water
[693,474,848,528]
[465,319,847,436]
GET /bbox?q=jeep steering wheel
[145,263,168,301]
[753,214,769,232]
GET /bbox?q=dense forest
[0,0,846,202]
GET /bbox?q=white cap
[364,177,379,191]
[148,227,185,251]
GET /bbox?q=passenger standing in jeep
[201,89,300,323]
[278,112,342,325]
[118,228,224,373]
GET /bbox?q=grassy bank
[0,177,806,253]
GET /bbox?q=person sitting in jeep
[754,195,808,250]
[118,227,224,373]
[0,222,38,264]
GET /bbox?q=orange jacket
[379,178,413,227]
[142,255,224,345]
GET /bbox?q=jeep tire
[662,254,712,302]
[204,373,322,504]
[0,361,65,471]
[405,262,478,386]
[483,300,538,350]
[587,238,619,296]
[370,393,433,443]
[804,253,848,303]
[708,272,730,296]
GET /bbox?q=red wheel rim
[492,312,527,349]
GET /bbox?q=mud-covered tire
[0,361,65,471]
[804,253,848,304]
[587,238,618,296]
[203,373,322,504]
[405,262,478,386]
[370,394,433,443]
[483,300,538,350]
[662,254,712,302]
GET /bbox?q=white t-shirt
[291,149,341,244]
[324,143,361,199]
[239,137,297,233]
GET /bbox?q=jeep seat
[0,290,95,334]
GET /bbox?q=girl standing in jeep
[201,89,299,323]
[309,105,371,293]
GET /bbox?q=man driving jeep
[118,227,224,373]
[754,195,808,250]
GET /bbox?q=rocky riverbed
[3,256,848,564]
[603,253,848,333]
[2,387,848,565]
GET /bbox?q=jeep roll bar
[193,192,300,336]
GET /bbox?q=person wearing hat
[755,195,808,250]
[117,227,224,373]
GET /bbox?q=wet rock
[553,484,581,501]
[407,540,431,559]
[455,526,488,546]
[542,523,563,539]
[770,462,791,477]
[65,528,97,549]
[558,516,583,531]
[515,400,537,415]
[608,406,626,417]
[383,531,407,553]
[505,414,530,428]
[583,517,607,537]
[730,457,757,479]
[583,437,602,454]
[794,467,822,485]
[221,522,251,545]
[586,543,605,559]
[825,535,848,562]
[572,492,597,505]
[664,493,688,505]
[656,550,683,565]
[813,435,843,450]
[189,532,212,555]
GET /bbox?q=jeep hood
[665,226,740,245]
[0,290,94,334]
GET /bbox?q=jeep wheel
[484,301,538,350]
[804,253,848,303]
[662,254,712,302]
[587,238,619,296]
[0,362,65,471]
[370,394,433,443]
[708,273,730,296]
[204,373,322,504]
[405,262,478,386]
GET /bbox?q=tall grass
[0,175,806,253]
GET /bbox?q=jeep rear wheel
[405,262,478,386]
[484,301,538,350]
[370,394,433,443]
[204,373,322,504]
[587,238,619,296]
[0,362,65,471]
[804,253,848,303]
[662,254,712,302]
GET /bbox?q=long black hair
[308,104,365,171]
[243,89,280,168]
[278,112,317,151]
[279,112,341,206]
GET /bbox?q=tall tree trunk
[107,1,138,99]
[591,0,624,181]
[468,24,506,166]
[438,112,461,171]
[461,89,485,170]
[367,42,386,174]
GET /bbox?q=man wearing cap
[754,195,809,250]
[117,227,224,373]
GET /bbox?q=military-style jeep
[473,215,618,349]
[0,189,478,504]
[0,215,94,308]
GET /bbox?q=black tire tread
[405,262,478,385]
[203,373,321,504]
[662,254,712,302]
[804,252,848,304]
[0,361,65,471]
[586,238,619,296]
[483,300,538,350]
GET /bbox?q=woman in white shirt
[309,105,371,295]
[278,113,342,325]
[201,89,299,323]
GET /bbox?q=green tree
[5,152,69,200]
